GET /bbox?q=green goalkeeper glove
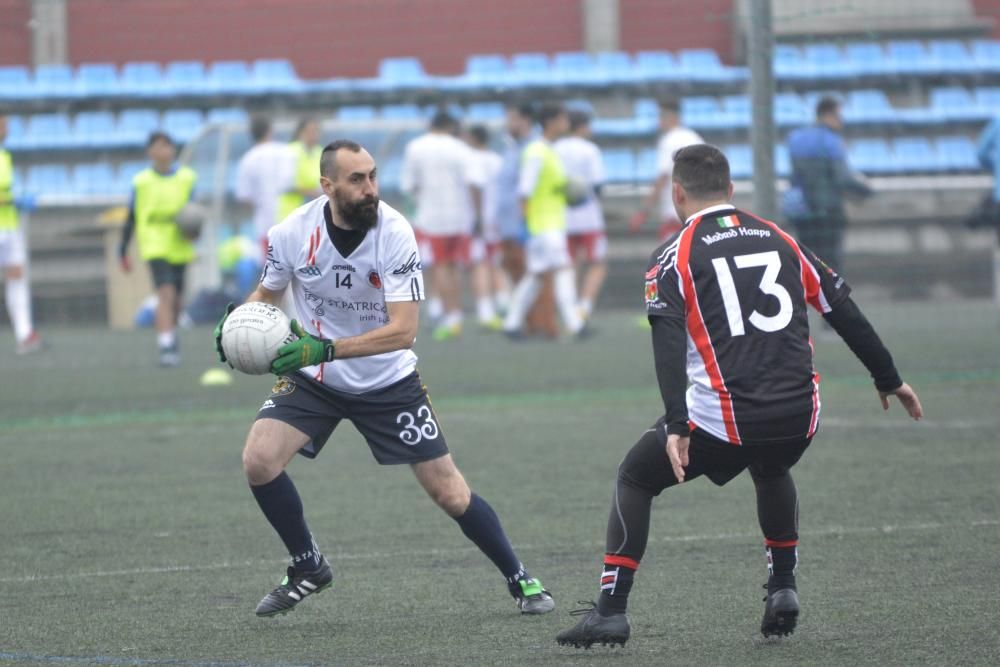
[270,319,336,375]
[214,302,236,364]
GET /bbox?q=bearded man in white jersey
[213,140,554,619]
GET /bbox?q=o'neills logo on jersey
[368,271,382,289]
[392,252,422,275]
[330,264,356,273]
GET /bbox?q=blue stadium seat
[337,105,377,121]
[34,64,79,98]
[464,102,504,121]
[26,164,72,196]
[379,156,403,192]
[464,54,509,89]
[77,63,119,97]
[681,96,724,130]
[381,104,423,120]
[775,144,791,178]
[565,98,595,115]
[118,109,160,146]
[0,66,33,101]
[634,51,678,82]
[3,115,26,150]
[843,42,886,77]
[936,136,979,171]
[208,61,252,95]
[773,44,803,79]
[165,61,208,95]
[802,44,850,79]
[207,108,249,125]
[510,53,552,87]
[723,144,752,179]
[927,87,982,123]
[552,51,601,86]
[120,62,166,97]
[975,87,1000,116]
[774,92,809,126]
[74,111,119,149]
[162,109,205,143]
[252,59,301,93]
[928,40,975,75]
[603,148,636,183]
[595,51,637,84]
[848,139,893,174]
[116,160,149,192]
[972,40,1000,75]
[73,163,117,196]
[892,137,937,171]
[636,147,657,181]
[678,49,732,82]
[721,95,751,128]
[843,90,897,124]
[23,113,73,150]
[886,41,931,76]
[377,57,428,89]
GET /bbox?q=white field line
[1,518,996,585]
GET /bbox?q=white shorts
[0,228,27,267]
[525,231,571,274]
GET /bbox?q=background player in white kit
[214,140,554,619]
[554,109,607,323]
[401,110,479,341]
[235,115,295,263]
[629,98,704,240]
[465,124,509,329]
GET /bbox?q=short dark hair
[816,96,840,118]
[537,103,565,129]
[320,139,364,178]
[146,131,174,148]
[671,144,731,199]
[659,97,680,114]
[506,101,536,121]
[294,117,318,140]
[468,124,490,146]
[430,109,458,131]
[568,109,591,132]
[250,115,271,142]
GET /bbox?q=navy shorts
[148,259,186,292]
[255,371,450,465]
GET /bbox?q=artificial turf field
[1,300,998,666]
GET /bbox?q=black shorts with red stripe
[618,417,812,495]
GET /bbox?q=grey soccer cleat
[255,560,333,617]
[760,586,800,637]
[556,602,630,649]
[511,577,555,615]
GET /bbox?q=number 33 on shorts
[396,405,440,445]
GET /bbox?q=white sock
[442,311,463,328]
[554,267,583,334]
[494,288,511,312]
[157,330,177,349]
[427,297,444,320]
[503,274,541,332]
[579,298,594,318]
[476,297,496,323]
[5,277,33,342]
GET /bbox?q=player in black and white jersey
[214,140,554,618]
[557,144,923,648]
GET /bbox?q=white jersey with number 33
[261,197,425,394]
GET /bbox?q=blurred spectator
[401,110,478,340]
[235,115,295,261]
[785,96,872,272]
[503,104,585,339]
[630,98,703,239]
[555,109,608,323]
[118,132,197,367]
[0,114,43,354]
[277,117,323,222]
[973,115,1000,242]
[465,124,510,329]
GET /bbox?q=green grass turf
[0,300,998,666]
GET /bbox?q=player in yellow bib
[119,132,197,367]
[277,118,323,222]
[0,114,43,354]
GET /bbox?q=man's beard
[335,192,379,231]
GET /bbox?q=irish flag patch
[717,214,740,228]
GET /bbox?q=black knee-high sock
[250,472,322,571]
[752,469,799,590]
[454,493,523,582]
[598,478,653,615]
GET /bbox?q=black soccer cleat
[556,602,630,649]
[255,560,333,617]
[760,585,800,637]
